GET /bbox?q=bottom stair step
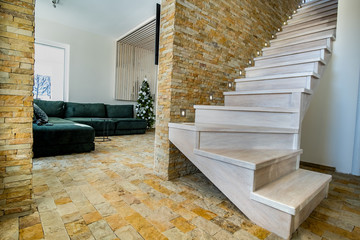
[251,169,332,215]
[194,148,301,170]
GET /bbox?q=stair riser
[277,22,336,39]
[282,16,337,33]
[235,76,318,91]
[195,109,300,129]
[288,9,338,25]
[253,156,298,191]
[296,0,338,16]
[246,62,322,78]
[292,4,338,21]
[283,15,337,36]
[301,0,337,11]
[255,50,326,68]
[263,38,332,56]
[270,29,335,48]
[293,182,329,231]
[198,131,299,150]
[225,92,308,109]
[192,153,294,239]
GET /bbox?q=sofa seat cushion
[111,118,147,130]
[34,99,64,117]
[65,118,116,135]
[33,117,95,147]
[65,102,106,118]
[106,105,133,118]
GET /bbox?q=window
[115,19,157,101]
[34,40,69,101]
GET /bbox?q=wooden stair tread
[224,88,312,95]
[301,0,337,9]
[296,0,337,16]
[195,123,299,133]
[271,26,336,43]
[169,122,299,133]
[289,9,337,25]
[294,3,338,18]
[235,72,320,82]
[194,148,302,170]
[280,17,337,34]
[194,105,299,113]
[168,122,196,131]
[265,34,335,51]
[255,46,330,61]
[251,169,332,215]
[245,58,324,71]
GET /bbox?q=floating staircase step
[280,17,337,36]
[256,46,330,61]
[296,0,337,17]
[224,88,312,95]
[245,59,324,78]
[194,105,299,129]
[255,49,329,68]
[224,89,312,108]
[262,38,333,56]
[236,72,320,82]
[168,122,298,133]
[270,29,335,48]
[284,13,337,31]
[292,3,338,21]
[301,0,337,10]
[251,169,332,215]
[235,73,320,91]
[197,127,300,151]
[194,148,302,170]
[274,25,336,43]
[194,123,299,133]
[288,8,337,25]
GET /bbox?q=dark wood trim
[300,161,336,172]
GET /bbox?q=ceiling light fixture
[52,0,59,8]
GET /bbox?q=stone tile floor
[1,131,360,240]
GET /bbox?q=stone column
[0,0,35,218]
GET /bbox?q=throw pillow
[34,103,49,124]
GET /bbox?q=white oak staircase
[168,0,337,239]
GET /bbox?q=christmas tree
[135,77,155,128]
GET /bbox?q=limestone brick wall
[0,0,35,218]
[155,0,301,180]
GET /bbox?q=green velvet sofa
[33,99,147,157]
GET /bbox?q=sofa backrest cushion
[34,99,65,117]
[65,102,106,118]
[106,105,133,118]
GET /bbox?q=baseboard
[300,161,336,172]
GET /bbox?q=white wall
[301,0,360,175]
[35,18,135,105]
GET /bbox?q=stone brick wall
[0,0,35,218]
[155,0,301,180]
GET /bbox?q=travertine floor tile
[2,132,360,240]
[19,223,44,240]
[0,218,19,240]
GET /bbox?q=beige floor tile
[4,133,360,240]
[93,202,117,217]
[82,211,103,225]
[115,225,144,240]
[0,218,19,240]
[19,223,44,240]
[88,219,117,240]
[19,211,41,229]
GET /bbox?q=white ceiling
[35,0,160,39]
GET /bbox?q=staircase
[168,0,337,239]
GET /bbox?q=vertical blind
[115,20,157,101]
